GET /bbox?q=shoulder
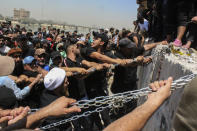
[114,51,124,59]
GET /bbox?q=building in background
[13,8,30,19]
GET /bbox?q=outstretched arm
[144,41,168,51]
[26,96,81,128]
[104,77,173,131]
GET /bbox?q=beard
[12,61,24,76]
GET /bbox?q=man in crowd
[34,48,50,71]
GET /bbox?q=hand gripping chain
[36,73,196,130]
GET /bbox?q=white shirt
[0,46,10,54]
[138,19,149,32]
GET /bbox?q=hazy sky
[0,0,138,29]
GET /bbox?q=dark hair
[122,30,131,38]
[16,24,20,29]
[110,28,114,32]
[95,33,109,49]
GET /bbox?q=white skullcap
[44,68,66,91]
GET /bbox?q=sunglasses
[38,53,46,58]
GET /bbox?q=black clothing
[23,70,39,78]
[40,89,72,131]
[80,46,111,129]
[111,51,138,94]
[65,57,87,100]
[103,50,117,59]
[40,89,59,107]
[12,61,24,77]
[132,46,145,58]
[81,46,108,98]
[0,86,17,109]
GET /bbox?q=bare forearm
[90,52,118,64]
[144,42,162,51]
[8,75,18,81]
[104,98,161,131]
[82,60,98,68]
[26,107,49,128]
[61,67,84,72]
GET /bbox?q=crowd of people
[0,0,197,130]
[0,17,169,130]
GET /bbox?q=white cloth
[138,19,149,32]
[44,68,66,91]
[0,46,10,54]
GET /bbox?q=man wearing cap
[34,48,50,71]
[40,67,69,106]
[40,68,72,130]
[110,38,147,119]
[23,56,40,80]
[111,38,168,94]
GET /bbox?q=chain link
[38,73,196,130]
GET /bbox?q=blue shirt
[0,76,31,100]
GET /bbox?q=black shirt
[66,57,87,100]
[80,46,108,98]
[39,89,72,131]
[40,89,59,107]
[132,46,145,58]
[111,51,139,94]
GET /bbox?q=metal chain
[38,73,196,130]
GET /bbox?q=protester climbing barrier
[30,44,197,130]
[138,44,197,131]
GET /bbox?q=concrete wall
[137,46,195,131]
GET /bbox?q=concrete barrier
[138,45,197,131]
